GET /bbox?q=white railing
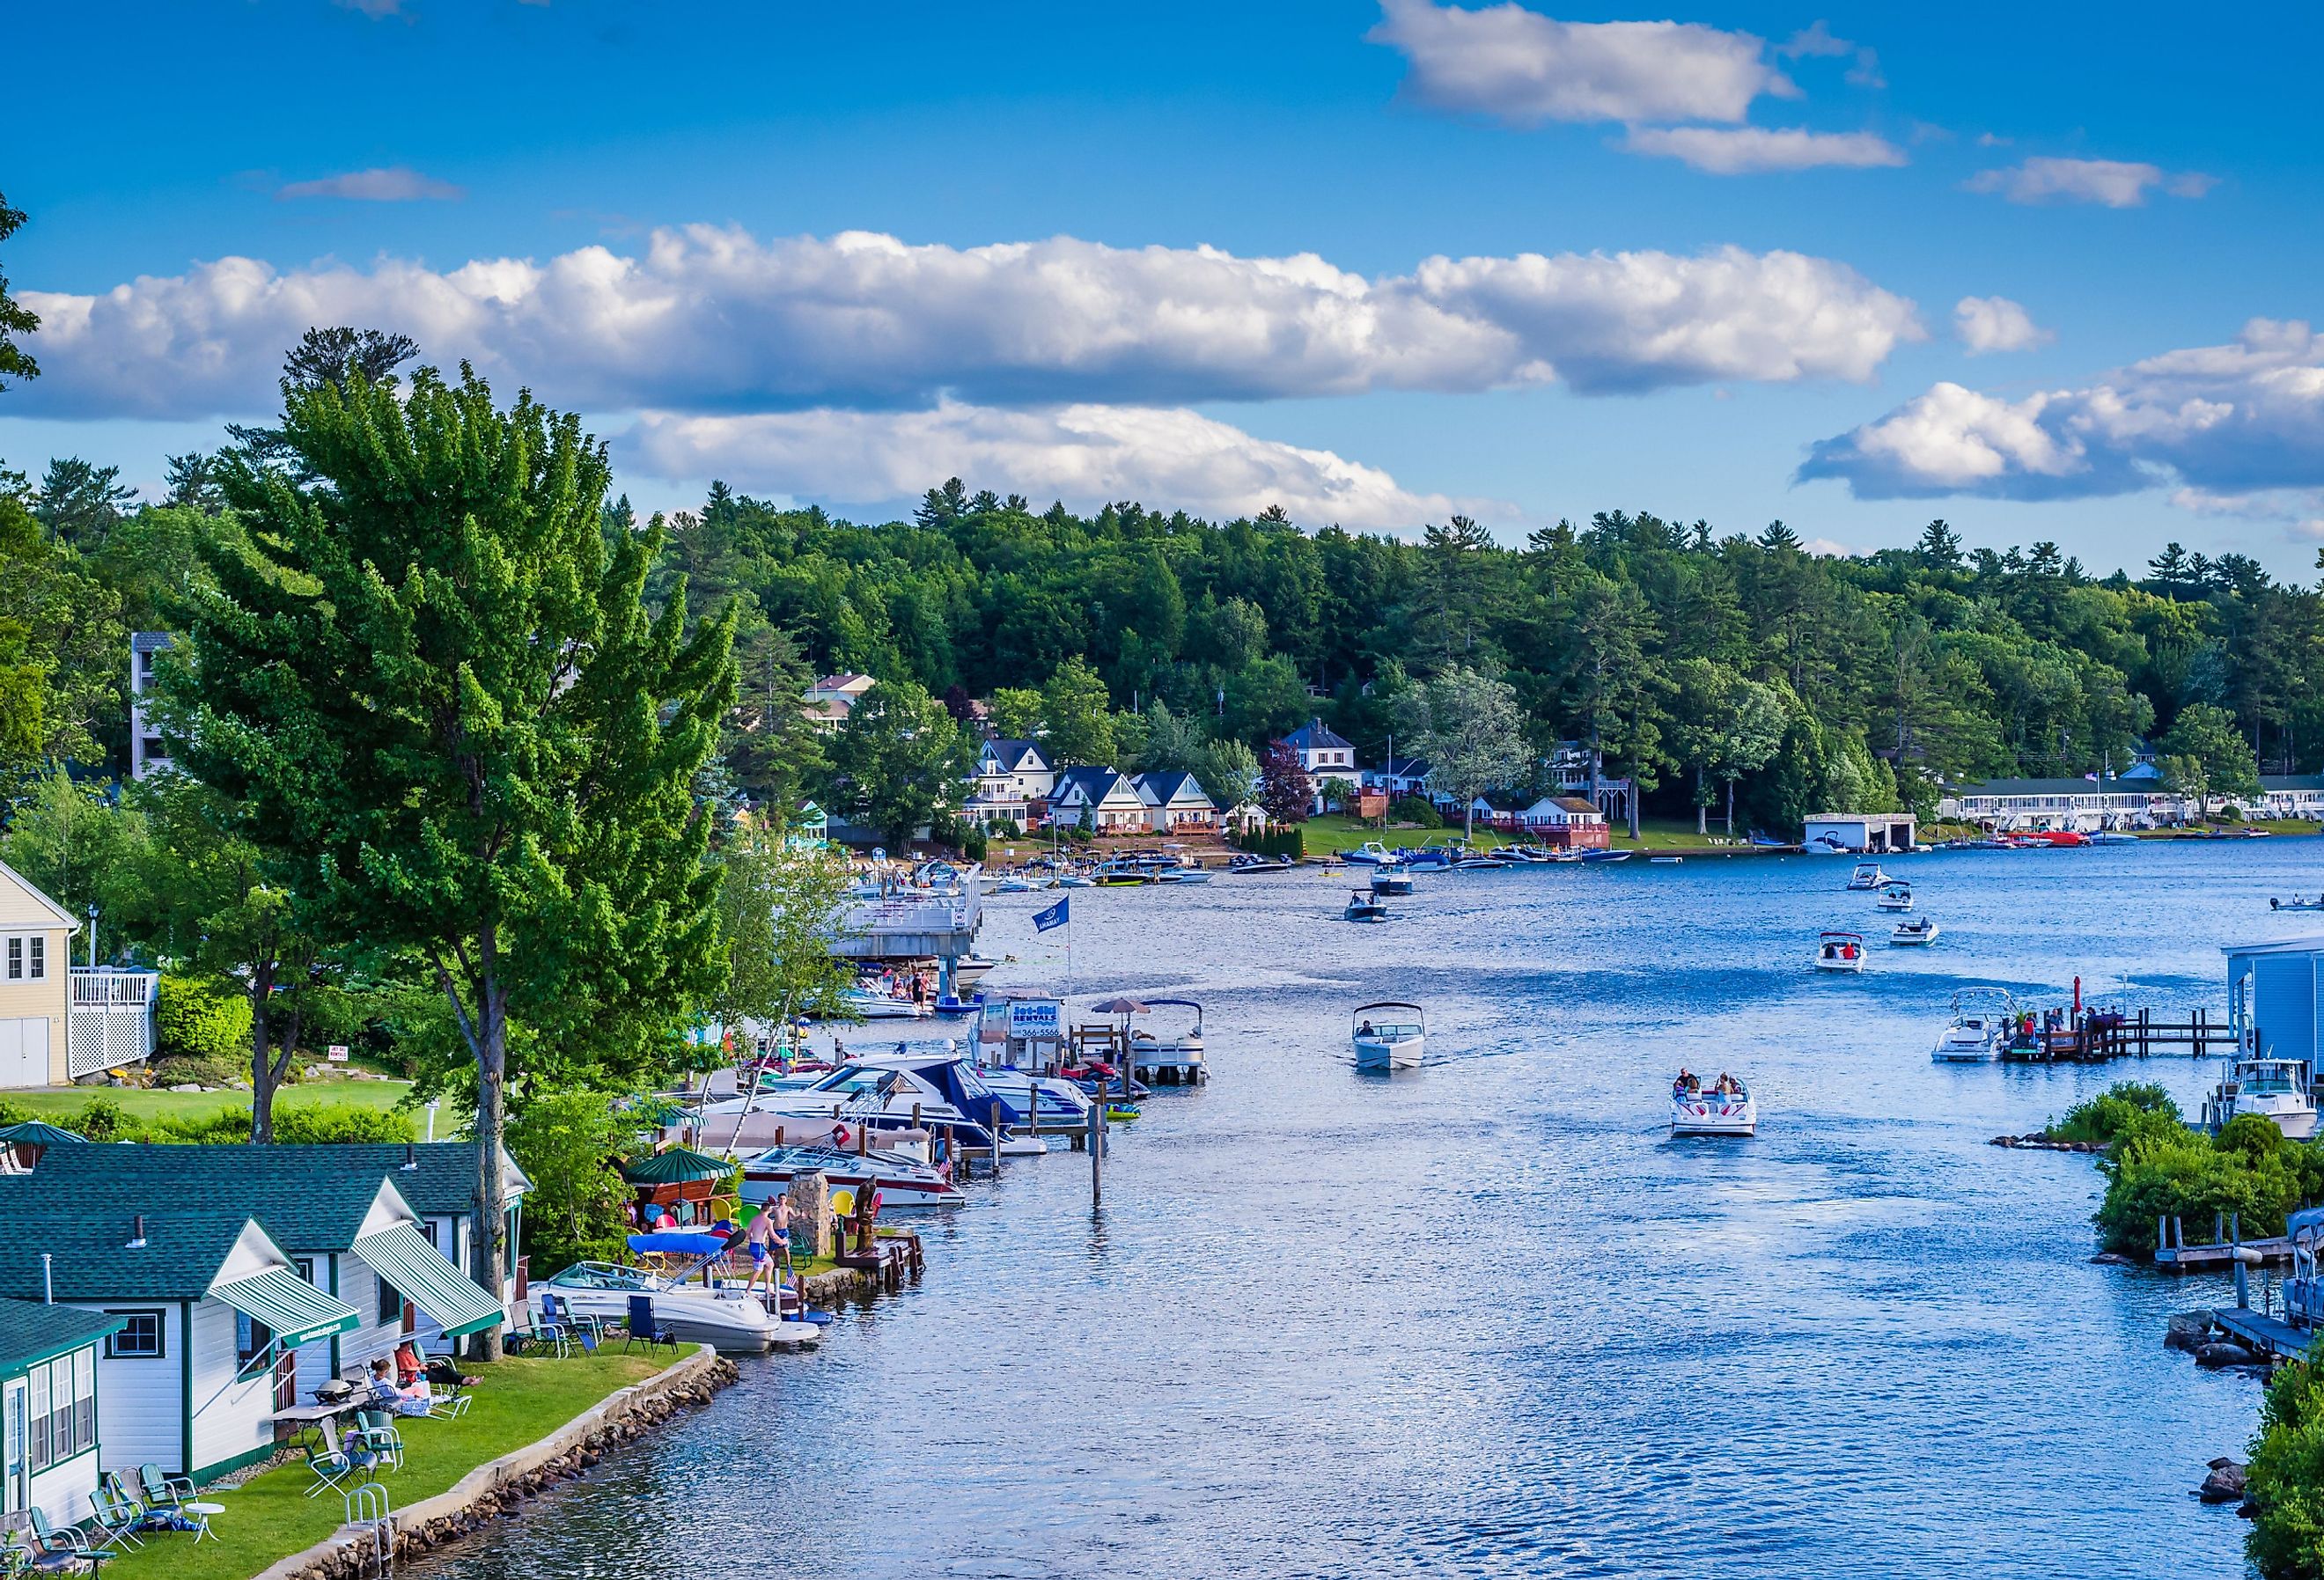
[67,968,157,1077]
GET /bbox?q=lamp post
[85,904,97,970]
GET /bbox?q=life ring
[830,1123,850,1147]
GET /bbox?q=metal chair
[302,1439,366,1498]
[348,1410,404,1471]
[23,1511,104,1571]
[83,1488,144,1553]
[622,1296,677,1353]
[134,1466,193,1515]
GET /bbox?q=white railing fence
[66,968,157,1077]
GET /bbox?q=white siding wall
[26,1446,97,1532]
[87,1305,181,1475]
[187,1298,272,1479]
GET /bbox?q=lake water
[410,840,2318,1580]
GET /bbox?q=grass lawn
[102,1352,669,1580]
[0,1077,417,1126]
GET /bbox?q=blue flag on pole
[1033,897,1070,933]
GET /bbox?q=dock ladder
[344,1482,394,1577]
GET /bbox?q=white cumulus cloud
[275,166,464,202]
[11,227,1922,419]
[1368,0,1792,126]
[1798,318,2324,503]
[1964,156,2214,209]
[1953,296,2051,354]
[626,402,1493,532]
[1619,126,1904,174]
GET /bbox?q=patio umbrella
[1085,997,1149,1017]
[620,1146,736,1185]
[0,1121,86,1147]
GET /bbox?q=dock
[1998,1006,2239,1063]
[2214,1306,2311,1359]
[2155,1212,2292,1269]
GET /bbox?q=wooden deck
[2156,1236,2291,1269]
[2215,1306,2312,1359]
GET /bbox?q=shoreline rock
[2199,1459,2249,1505]
[1989,1133,2105,1152]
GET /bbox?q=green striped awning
[213,1268,360,1349]
[353,1223,505,1339]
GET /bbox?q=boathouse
[1519,796,1612,850]
[1803,812,1917,853]
[2223,936,2324,1066]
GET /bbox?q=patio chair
[134,1466,193,1514]
[413,1385,471,1419]
[23,1511,105,1571]
[623,1296,677,1354]
[302,1438,369,1498]
[541,1295,598,1355]
[82,1489,143,1553]
[349,1410,404,1469]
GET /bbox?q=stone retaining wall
[254,1346,738,1580]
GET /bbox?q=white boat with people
[1345,890,1390,922]
[841,987,932,1020]
[533,1253,823,1353]
[2202,1056,2320,1141]
[1847,862,1889,891]
[1931,988,2016,1062]
[1352,1002,1424,1071]
[1890,916,1941,946]
[1814,931,1866,973]
[1875,879,1914,913]
[1671,1070,1756,1136]
[1370,868,1414,896]
[2272,895,2324,912]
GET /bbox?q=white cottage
[0,1298,123,1530]
[1046,768,1151,832]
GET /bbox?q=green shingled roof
[0,1210,274,1301]
[0,1298,123,1376]
[0,1147,408,1253]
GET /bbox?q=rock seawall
[254,1345,738,1580]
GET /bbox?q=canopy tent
[352,1223,506,1340]
[213,1267,359,1350]
[0,1122,85,1148]
[621,1147,735,1186]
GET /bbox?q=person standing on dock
[744,1202,780,1297]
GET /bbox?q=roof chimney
[401,1142,418,1172]
[41,1253,51,1304]
[126,1215,146,1251]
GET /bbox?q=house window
[104,1310,165,1359]
[377,1275,403,1326]
[24,1370,45,1474]
[24,940,37,981]
[234,1313,274,1379]
[70,1351,92,1457]
[294,1257,316,1285]
[4,940,15,980]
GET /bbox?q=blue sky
[7,2,2323,577]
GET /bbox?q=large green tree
[0,193,35,390]
[175,364,735,1354]
[1399,665,1529,839]
[826,677,970,847]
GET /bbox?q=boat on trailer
[1352,1002,1424,1071]
[1671,1074,1756,1136]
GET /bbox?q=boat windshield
[548,1261,654,1290]
[806,1068,896,1096]
[2242,1063,2306,1095]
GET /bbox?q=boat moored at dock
[1932,988,2015,1062]
[739,1143,967,1209]
[2201,1057,2320,1140]
[535,1257,823,1353]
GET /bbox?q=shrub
[71,1098,129,1142]
[1389,796,1442,827]
[1231,826,1305,861]
[271,1104,413,1143]
[155,977,252,1064]
[2092,1112,2324,1259]
[149,1054,244,1089]
[2048,1081,2180,1146]
[2248,1348,2324,1578]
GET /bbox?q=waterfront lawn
[0,1077,416,1126]
[101,1352,667,1580]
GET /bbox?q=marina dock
[1998,1006,2239,1063]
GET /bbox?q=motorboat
[1670,1074,1756,1137]
[1400,843,1459,869]
[992,876,1043,893]
[1227,852,1296,874]
[2203,1057,2320,1141]
[1345,890,1390,922]
[1055,873,1096,888]
[2273,896,2324,912]
[1345,841,1403,867]
[1155,866,1212,884]
[1890,917,1941,946]
[974,1064,1097,1130]
[1502,846,1554,863]
[737,1143,966,1208]
[1370,868,1414,896]
[1847,862,1888,890]
[952,954,997,984]
[698,1054,1007,1150]
[533,1257,822,1353]
[1803,836,1848,855]
[1352,1002,1424,1070]
[2087,831,2140,845]
[1447,851,1515,871]
[1092,861,1152,887]
[1578,849,1630,864]
[1649,856,1681,864]
[1931,988,2015,1062]
[839,988,932,1020]
[1814,931,1866,973]
[1874,879,1914,913]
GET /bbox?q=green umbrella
[0,1121,87,1147]
[620,1146,734,1185]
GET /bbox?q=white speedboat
[1671,1075,1756,1136]
[1345,841,1403,867]
[842,988,932,1020]
[1370,868,1414,896]
[1874,879,1914,913]
[1890,916,1941,946]
[1345,891,1390,922]
[2203,1056,2320,1140]
[974,1064,1097,1129]
[1155,867,1212,885]
[1931,988,2015,1062]
[1814,931,1866,973]
[738,1143,966,1208]
[952,954,998,984]
[699,1056,1004,1150]
[534,1259,821,1353]
[1352,1002,1423,1071]
[1847,862,1888,890]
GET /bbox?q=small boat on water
[1578,849,1630,864]
[1092,861,1152,887]
[1649,856,1681,864]
[1155,866,1212,885]
[953,954,997,984]
[1128,997,1207,1077]
[841,988,932,1020]
[1345,841,1403,867]
[2273,895,2324,912]
[1345,890,1390,922]
[1448,851,1514,871]
[1671,1072,1756,1137]
[1352,1002,1424,1071]
[2087,831,2140,845]
[1401,842,1460,869]
[2203,1056,2320,1140]
[1370,868,1414,896]
[1846,862,1888,891]
[535,1256,823,1353]
[1931,988,2015,1062]
[1890,916,1941,946]
[974,1065,1096,1130]
[1814,931,1866,973]
[1875,879,1914,913]
[1228,852,1297,874]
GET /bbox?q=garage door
[0,1020,48,1088]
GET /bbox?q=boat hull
[534,1283,819,1354]
[1672,1095,1757,1136]
[1353,1033,1423,1070]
